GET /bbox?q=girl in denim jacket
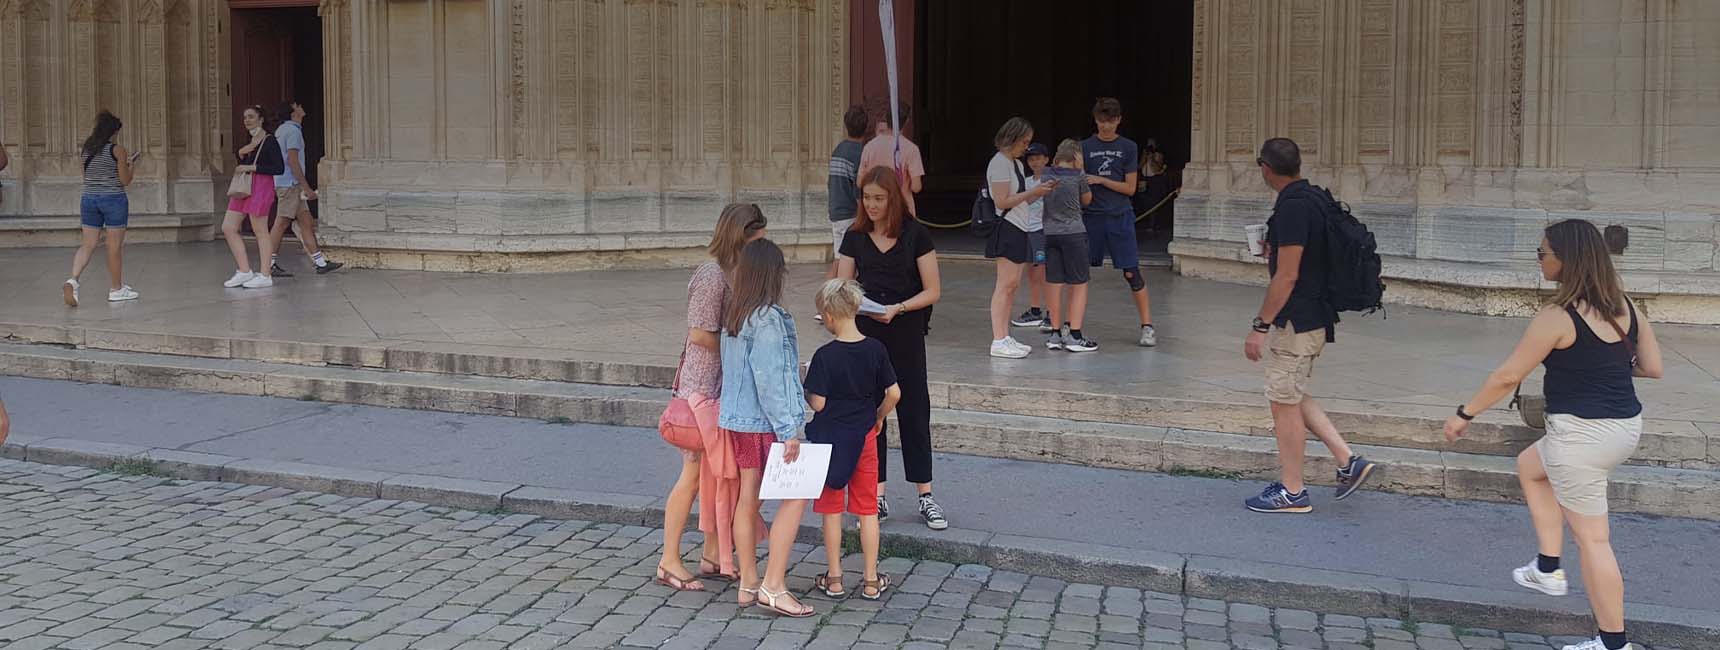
[718,238,814,617]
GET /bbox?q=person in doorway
[1241,137,1379,513]
[857,100,925,218]
[1010,143,1052,332]
[985,119,1056,359]
[720,238,813,618]
[825,105,869,283]
[1041,139,1096,352]
[1082,98,1156,347]
[807,278,900,602]
[1444,219,1661,650]
[837,168,945,530]
[220,105,285,289]
[655,203,769,592]
[64,111,138,307]
[267,101,342,278]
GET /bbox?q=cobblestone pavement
[0,460,1664,650]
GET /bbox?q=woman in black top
[219,105,286,289]
[1444,219,1663,650]
[837,167,945,530]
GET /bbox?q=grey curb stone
[380,473,521,512]
[141,449,242,482]
[219,459,392,498]
[2,428,1716,648]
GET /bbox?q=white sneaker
[63,279,80,307]
[1561,638,1635,650]
[1512,562,1569,596]
[107,286,139,302]
[1138,325,1158,347]
[242,274,275,289]
[989,337,1029,359]
[224,271,255,288]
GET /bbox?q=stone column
[317,0,849,272]
[1175,0,1720,324]
[0,0,224,245]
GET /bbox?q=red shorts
[814,428,880,516]
[727,429,776,470]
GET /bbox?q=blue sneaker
[1245,482,1312,514]
[1334,455,1379,501]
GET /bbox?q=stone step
[3,322,1711,470]
[2,342,1715,521]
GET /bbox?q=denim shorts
[80,193,130,229]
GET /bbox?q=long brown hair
[1545,219,1627,318]
[707,203,767,271]
[723,238,787,336]
[854,167,908,239]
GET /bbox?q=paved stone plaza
[0,459,1673,650]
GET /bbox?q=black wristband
[1455,405,1475,421]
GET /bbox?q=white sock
[312,252,327,267]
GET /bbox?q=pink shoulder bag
[658,343,704,452]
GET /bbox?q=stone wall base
[322,239,830,273]
[1172,239,1720,325]
[0,215,218,249]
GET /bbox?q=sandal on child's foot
[698,559,737,582]
[814,574,846,598]
[756,585,815,618]
[860,574,891,600]
[654,566,706,592]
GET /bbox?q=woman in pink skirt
[220,105,284,289]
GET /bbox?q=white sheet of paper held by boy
[858,297,889,316]
[759,442,833,500]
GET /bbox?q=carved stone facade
[0,0,225,241]
[1176,0,1720,324]
[312,0,845,272]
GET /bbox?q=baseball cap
[1024,143,1049,157]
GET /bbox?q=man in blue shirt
[266,101,342,278]
[1081,98,1156,347]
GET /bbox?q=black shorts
[984,220,1034,264]
[1044,233,1090,284]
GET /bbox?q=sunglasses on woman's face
[1536,248,1549,261]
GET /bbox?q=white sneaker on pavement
[1512,562,1569,596]
[1560,638,1635,650]
[63,279,80,307]
[224,271,255,288]
[107,286,139,302]
[990,337,1029,359]
[242,274,275,289]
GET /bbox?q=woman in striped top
[64,111,138,306]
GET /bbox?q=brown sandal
[756,585,815,618]
[698,559,737,582]
[814,574,846,598]
[860,574,891,600]
[654,566,706,592]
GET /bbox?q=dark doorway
[229,4,322,224]
[911,1,1193,250]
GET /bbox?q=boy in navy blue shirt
[1082,97,1158,347]
[805,279,900,601]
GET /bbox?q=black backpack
[1301,185,1386,315]
[971,157,1026,239]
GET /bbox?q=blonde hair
[1053,139,1081,165]
[814,278,865,321]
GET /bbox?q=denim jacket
[718,305,807,441]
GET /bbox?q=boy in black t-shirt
[805,279,901,601]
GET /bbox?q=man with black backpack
[1242,137,1381,514]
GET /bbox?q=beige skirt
[1536,413,1642,516]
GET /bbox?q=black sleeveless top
[1542,303,1640,419]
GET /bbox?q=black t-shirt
[803,338,898,490]
[1267,180,1336,334]
[839,220,935,306]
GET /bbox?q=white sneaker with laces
[1560,638,1634,650]
[1138,325,1158,347]
[1512,562,1568,596]
[108,285,139,302]
[224,271,255,288]
[990,338,1029,359]
[63,279,80,307]
[1008,337,1032,354]
[242,274,275,289]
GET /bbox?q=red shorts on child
[814,426,880,516]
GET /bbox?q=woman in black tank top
[1443,220,1663,650]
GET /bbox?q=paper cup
[1245,224,1268,257]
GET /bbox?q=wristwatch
[1250,317,1271,333]
[1455,405,1476,421]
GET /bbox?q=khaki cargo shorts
[275,185,311,221]
[1264,322,1325,405]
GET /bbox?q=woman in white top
[983,117,1056,359]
